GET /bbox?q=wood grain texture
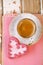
[0,0,2,64]
[0,15,2,34]
[0,0,2,34]
[21,0,41,13]
[42,0,43,9]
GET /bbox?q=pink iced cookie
[9,37,28,58]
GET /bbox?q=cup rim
[9,13,42,45]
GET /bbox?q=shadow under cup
[17,18,36,38]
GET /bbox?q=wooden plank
[33,0,40,13]
[0,15,2,34]
[0,0,2,34]
[0,0,2,64]
[24,0,30,13]
[29,0,33,13]
[21,0,40,13]
[42,0,43,9]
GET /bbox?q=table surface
[0,14,43,64]
[2,14,43,65]
[0,0,43,64]
[21,0,40,13]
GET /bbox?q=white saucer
[9,13,42,45]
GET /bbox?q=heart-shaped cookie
[9,37,28,58]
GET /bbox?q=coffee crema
[17,18,36,38]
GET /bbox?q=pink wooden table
[2,14,43,65]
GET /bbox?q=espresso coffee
[17,18,36,38]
